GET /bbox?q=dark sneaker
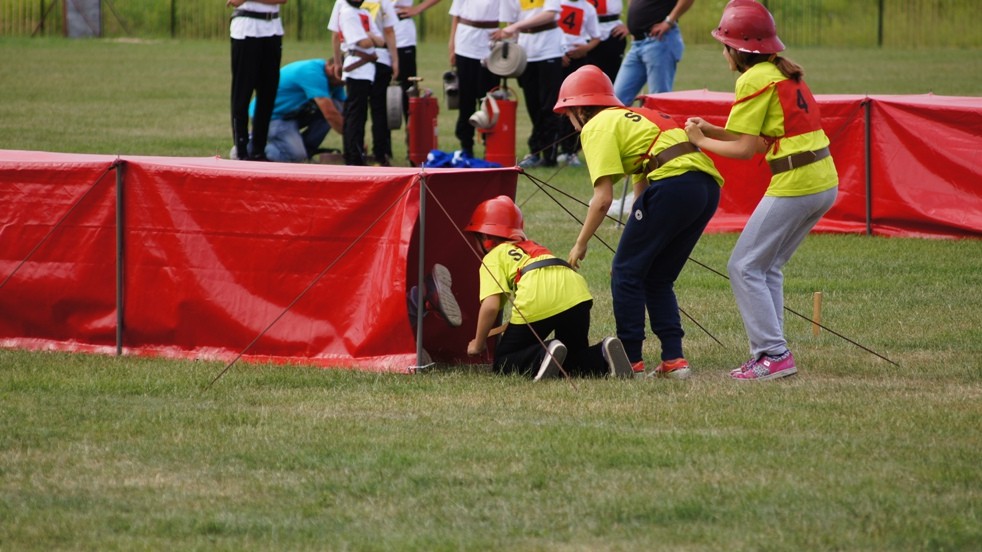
[601,337,633,378]
[424,264,462,327]
[534,340,567,381]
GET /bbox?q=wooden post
[812,292,823,336]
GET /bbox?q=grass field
[1,38,981,550]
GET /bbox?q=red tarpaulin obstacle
[1,92,979,370]
[0,151,517,372]
[640,91,982,238]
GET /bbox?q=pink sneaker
[731,351,797,381]
[630,361,646,377]
[730,356,758,376]
[651,358,691,380]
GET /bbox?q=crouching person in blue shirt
[240,58,347,162]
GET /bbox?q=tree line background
[2,0,980,48]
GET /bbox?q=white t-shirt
[559,0,600,52]
[366,1,398,67]
[331,0,397,68]
[592,0,622,41]
[393,0,417,48]
[449,0,501,61]
[333,2,377,81]
[499,0,563,62]
[229,1,284,40]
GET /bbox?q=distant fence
[2,0,980,47]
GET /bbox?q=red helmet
[553,64,624,114]
[711,0,785,54]
[465,195,527,241]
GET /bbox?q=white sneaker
[229,146,240,160]
[556,153,569,164]
[566,153,582,167]
[607,192,634,217]
[534,340,567,381]
[601,337,633,378]
[518,154,543,169]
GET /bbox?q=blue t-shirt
[249,59,347,119]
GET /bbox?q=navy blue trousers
[611,172,720,363]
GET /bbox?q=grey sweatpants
[727,187,838,358]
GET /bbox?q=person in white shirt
[227,0,286,161]
[493,0,565,168]
[394,0,443,125]
[556,0,601,166]
[331,0,386,165]
[585,0,628,82]
[448,0,501,157]
[330,0,398,165]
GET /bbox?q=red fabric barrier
[2,90,979,368]
[0,152,119,352]
[867,95,982,238]
[640,91,982,238]
[0,151,517,371]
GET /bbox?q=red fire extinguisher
[406,77,439,167]
[469,86,518,167]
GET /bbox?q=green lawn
[0,37,980,551]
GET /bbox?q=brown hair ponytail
[773,56,804,82]
[728,47,806,82]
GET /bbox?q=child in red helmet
[684,0,838,381]
[465,195,633,380]
[554,64,723,380]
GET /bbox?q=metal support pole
[414,175,427,370]
[864,99,873,236]
[115,160,125,356]
[877,0,884,48]
[296,0,303,41]
[33,0,58,37]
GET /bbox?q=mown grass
[0,37,981,550]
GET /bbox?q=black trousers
[586,35,627,84]
[343,78,372,165]
[494,300,608,378]
[368,62,394,159]
[558,55,592,155]
[517,57,564,163]
[454,54,499,154]
[396,46,417,122]
[230,35,282,159]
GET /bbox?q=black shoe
[534,340,567,381]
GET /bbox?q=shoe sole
[602,338,633,378]
[534,342,567,381]
[426,264,462,327]
[653,367,691,380]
